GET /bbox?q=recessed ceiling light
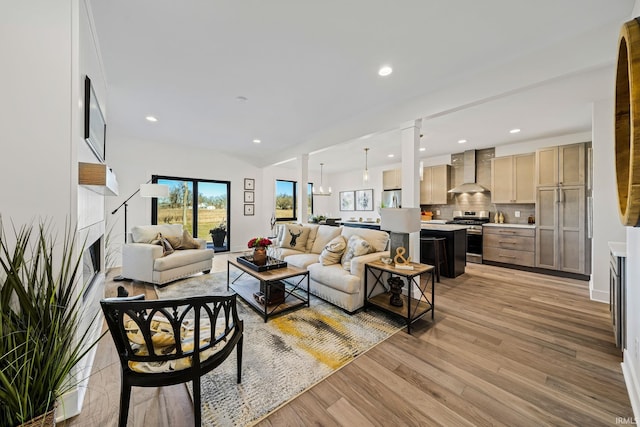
[236,96,248,102]
[419,147,426,152]
[510,128,521,134]
[458,139,467,144]
[388,154,395,158]
[378,65,393,77]
[145,116,158,122]
[253,139,261,144]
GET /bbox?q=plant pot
[19,407,56,427]
[211,230,226,247]
[253,246,267,266]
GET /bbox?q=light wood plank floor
[63,256,633,426]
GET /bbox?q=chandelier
[312,163,332,196]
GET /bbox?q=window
[152,175,231,252]
[274,180,314,221]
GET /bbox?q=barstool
[420,237,448,282]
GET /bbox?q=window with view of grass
[275,180,314,221]
[151,175,230,252]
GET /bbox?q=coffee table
[227,258,310,322]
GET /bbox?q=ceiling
[89,0,635,174]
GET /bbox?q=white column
[401,119,422,262]
[590,98,626,301]
[297,153,309,223]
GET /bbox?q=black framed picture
[244,204,255,216]
[244,178,255,190]
[355,189,374,211]
[84,76,106,163]
[244,191,254,203]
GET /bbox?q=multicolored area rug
[155,271,403,426]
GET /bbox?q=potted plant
[0,220,104,426]
[209,222,227,247]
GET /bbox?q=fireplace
[82,236,101,302]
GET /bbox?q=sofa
[121,224,214,286]
[273,223,389,313]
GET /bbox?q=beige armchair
[121,224,214,286]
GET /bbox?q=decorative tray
[237,255,287,272]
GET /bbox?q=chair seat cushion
[125,316,227,373]
[153,249,214,272]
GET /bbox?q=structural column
[401,119,422,261]
[297,153,309,223]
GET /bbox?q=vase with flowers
[247,237,273,266]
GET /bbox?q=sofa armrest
[350,251,391,279]
[122,243,164,282]
[195,238,207,250]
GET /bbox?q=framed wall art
[244,178,255,190]
[339,191,355,211]
[244,204,254,216]
[84,76,106,163]
[244,191,254,203]
[355,189,374,211]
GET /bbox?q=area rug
[155,271,403,426]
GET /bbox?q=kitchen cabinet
[483,225,535,267]
[535,185,587,273]
[535,143,588,274]
[535,143,585,187]
[383,169,402,190]
[491,153,535,203]
[420,164,451,204]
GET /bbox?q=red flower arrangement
[247,237,273,248]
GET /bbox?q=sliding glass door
[152,175,230,252]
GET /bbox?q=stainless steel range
[447,211,490,264]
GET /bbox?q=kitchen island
[420,224,467,278]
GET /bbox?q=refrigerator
[382,190,401,208]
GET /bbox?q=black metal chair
[100,293,243,427]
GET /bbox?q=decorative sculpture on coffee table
[388,276,404,307]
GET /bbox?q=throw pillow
[318,235,346,266]
[280,223,310,251]
[151,232,174,256]
[166,229,201,250]
[341,235,373,271]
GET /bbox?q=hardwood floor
[63,257,633,426]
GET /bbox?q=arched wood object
[616,18,640,226]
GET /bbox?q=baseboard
[622,356,640,421]
[590,288,609,303]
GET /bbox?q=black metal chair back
[101,293,243,427]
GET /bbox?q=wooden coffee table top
[228,257,308,281]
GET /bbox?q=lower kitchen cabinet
[483,225,535,267]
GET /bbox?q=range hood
[448,150,489,194]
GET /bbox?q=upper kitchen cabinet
[491,153,535,203]
[420,164,451,205]
[535,143,585,187]
[383,168,402,190]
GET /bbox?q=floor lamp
[111,181,169,281]
[380,207,421,268]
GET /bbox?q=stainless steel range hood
[448,150,489,194]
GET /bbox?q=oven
[447,211,489,264]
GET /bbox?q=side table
[364,260,435,334]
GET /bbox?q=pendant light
[312,163,332,196]
[363,147,370,183]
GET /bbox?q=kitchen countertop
[608,241,627,258]
[483,223,536,229]
[421,224,469,231]
[340,220,379,225]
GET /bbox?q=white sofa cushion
[280,223,310,251]
[305,224,319,252]
[132,224,183,243]
[341,227,389,252]
[284,253,320,270]
[318,235,346,266]
[154,248,215,272]
[311,225,342,254]
[307,263,360,294]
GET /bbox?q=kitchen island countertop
[421,224,469,231]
